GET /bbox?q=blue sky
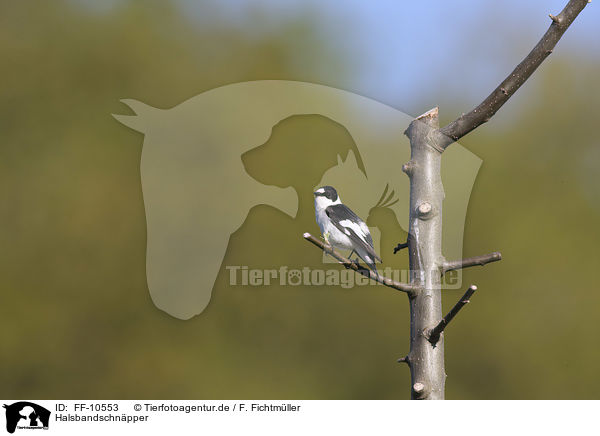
[77,0,598,116]
[177,0,598,115]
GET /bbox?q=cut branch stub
[416,202,434,220]
[401,161,415,176]
[412,382,428,399]
[397,355,410,365]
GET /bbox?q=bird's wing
[325,204,382,262]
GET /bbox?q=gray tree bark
[403,108,446,400]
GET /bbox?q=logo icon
[3,402,50,434]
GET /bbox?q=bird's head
[314,185,341,209]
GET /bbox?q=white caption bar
[1,400,597,436]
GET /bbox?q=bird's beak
[313,192,317,197]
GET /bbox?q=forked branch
[302,233,419,294]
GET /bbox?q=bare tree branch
[302,233,419,294]
[393,241,409,254]
[437,0,590,148]
[426,285,478,345]
[442,252,502,274]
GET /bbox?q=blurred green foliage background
[1,0,599,399]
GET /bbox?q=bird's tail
[363,254,378,274]
[368,262,378,275]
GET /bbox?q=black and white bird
[314,186,382,273]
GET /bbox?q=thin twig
[397,355,410,365]
[437,0,590,148]
[393,241,409,254]
[427,285,478,345]
[442,252,502,274]
[302,233,419,294]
